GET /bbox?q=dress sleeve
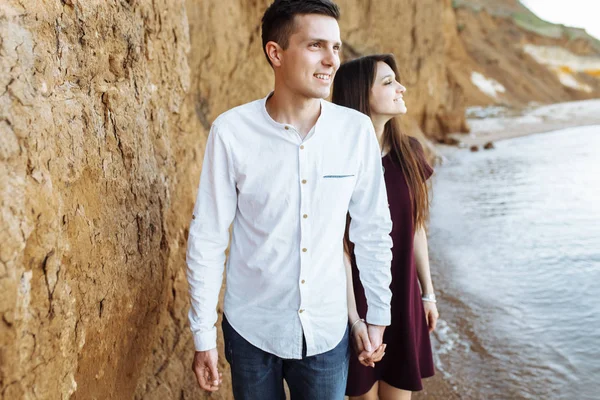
[409,136,434,181]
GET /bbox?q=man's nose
[322,48,338,68]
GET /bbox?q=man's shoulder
[323,100,372,126]
[212,98,263,130]
[322,101,373,144]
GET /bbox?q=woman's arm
[414,225,439,332]
[414,225,434,295]
[345,249,360,325]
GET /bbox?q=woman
[332,54,439,400]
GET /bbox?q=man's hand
[356,324,387,367]
[192,349,222,392]
[367,324,386,350]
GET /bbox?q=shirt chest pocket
[320,173,357,205]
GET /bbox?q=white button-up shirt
[186,93,393,358]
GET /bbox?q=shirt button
[302,248,307,253]
[285,126,290,130]
[300,145,305,150]
[303,214,308,219]
[301,280,306,284]
[302,179,307,184]
[192,214,196,220]
[299,309,305,313]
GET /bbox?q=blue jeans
[222,316,350,400]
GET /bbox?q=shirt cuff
[366,307,391,327]
[192,327,217,351]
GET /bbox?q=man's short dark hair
[261,0,340,65]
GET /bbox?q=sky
[521,0,600,40]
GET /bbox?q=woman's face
[369,61,407,117]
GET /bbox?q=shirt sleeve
[186,123,237,351]
[348,120,393,326]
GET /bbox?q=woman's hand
[423,301,439,333]
[351,320,372,367]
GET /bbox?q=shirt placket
[295,127,312,358]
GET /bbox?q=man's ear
[265,41,283,67]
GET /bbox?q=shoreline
[444,99,600,147]
[420,98,600,399]
[423,123,600,398]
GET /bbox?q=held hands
[350,320,386,367]
[192,348,223,392]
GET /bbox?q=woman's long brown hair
[332,54,430,255]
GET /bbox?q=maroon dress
[346,137,435,395]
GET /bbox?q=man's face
[278,14,341,99]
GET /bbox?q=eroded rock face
[0,0,494,399]
[1,0,197,398]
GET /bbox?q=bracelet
[422,293,437,303]
[350,318,365,333]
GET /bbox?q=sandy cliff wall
[450,0,600,106]
[0,1,198,398]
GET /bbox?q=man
[186,1,393,398]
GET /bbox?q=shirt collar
[260,91,326,132]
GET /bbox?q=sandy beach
[445,99,600,147]
[413,373,461,400]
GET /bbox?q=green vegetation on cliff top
[452,0,600,51]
